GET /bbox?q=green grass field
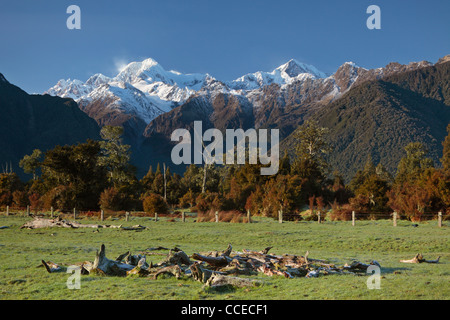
[0,214,448,300]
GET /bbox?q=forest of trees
[1,121,449,222]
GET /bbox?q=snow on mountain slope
[46,58,328,125]
[228,59,327,91]
[45,56,432,128]
[45,58,225,125]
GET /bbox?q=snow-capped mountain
[45,58,218,125]
[45,58,329,126]
[46,56,435,141]
[227,59,327,91]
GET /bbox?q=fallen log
[20,217,146,231]
[400,254,441,264]
[42,260,63,273]
[191,253,231,268]
[152,265,183,279]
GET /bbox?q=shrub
[99,187,123,211]
[12,190,29,208]
[28,193,41,210]
[329,204,353,221]
[196,210,244,223]
[194,192,221,214]
[40,185,76,211]
[0,190,12,207]
[179,189,196,208]
[143,193,169,215]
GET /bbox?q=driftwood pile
[21,216,146,231]
[42,244,383,288]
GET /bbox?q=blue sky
[1,0,449,93]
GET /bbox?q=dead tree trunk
[400,254,441,264]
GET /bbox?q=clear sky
[1,0,449,93]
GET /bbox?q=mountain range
[1,54,449,181]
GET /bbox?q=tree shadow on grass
[381,266,412,274]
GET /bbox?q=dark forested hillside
[0,73,101,178]
[282,61,450,181]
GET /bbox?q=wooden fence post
[125,212,130,222]
[247,209,251,223]
[438,212,442,228]
[278,210,283,223]
[182,211,186,223]
[27,205,30,216]
[6,205,9,216]
[352,211,356,226]
[318,211,321,224]
[50,207,54,218]
[155,212,158,222]
[215,211,219,223]
[73,208,76,220]
[393,211,397,227]
[101,210,104,222]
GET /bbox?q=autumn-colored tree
[99,187,126,211]
[143,193,169,215]
[179,189,196,208]
[388,182,432,221]
[12,190,29,208]
[262,175,303,218]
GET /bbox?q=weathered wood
[352,211,355,226]
[6,206,9,216]
[153,265,182,279]
[438,212,442,228]
[207,273,262,288]
[41,243,384,288]
[161,250,192,266]
[20,217,145,230]
[92,244,135,276]
[191,253,231,267]
[393,211,397,227]
[126,257,150,277]
[42,260,63,273]
[400,254,440,264]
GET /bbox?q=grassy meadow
[0,212,448,300]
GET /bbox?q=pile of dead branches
[42,244,385,289]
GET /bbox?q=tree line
[1,122,449,221]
